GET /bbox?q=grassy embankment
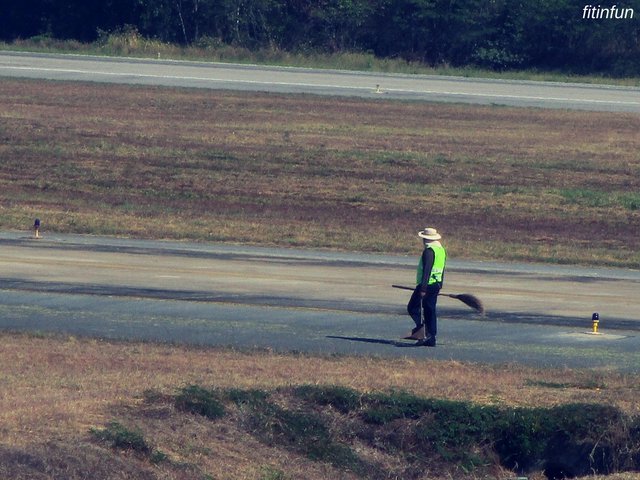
[1,78,639,267]
[2,331,640,480]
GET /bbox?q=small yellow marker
[591,312,600,334]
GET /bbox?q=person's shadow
[326,335,421,348]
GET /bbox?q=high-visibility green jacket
[416,243,447,287]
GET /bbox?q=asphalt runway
[1,51,640,112]
[1,231,639,372]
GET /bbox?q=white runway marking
[4,65,640,108]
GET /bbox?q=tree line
[2,0,639,75]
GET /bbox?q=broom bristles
[445,293,485,315]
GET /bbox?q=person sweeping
[406,227,447,347]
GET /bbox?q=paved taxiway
[1,231,639,372]
[2,51,640,112]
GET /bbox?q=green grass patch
[174,385,226,420]
[248,401,371,476]
[90,421,150,453]
[557,188,640,210]
[224,387,271,406]
[293,385,362,414]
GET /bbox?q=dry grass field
[1,332,640,480]
[1,78,639,267]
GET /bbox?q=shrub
[362,390,434,424]
[174,385,225,419]
[167,384,640,478]
[293,385,361,414]
[247,400,371,476]
[225,387,270,406]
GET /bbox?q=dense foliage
[2,0,639,75]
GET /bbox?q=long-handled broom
[391,284,485,315]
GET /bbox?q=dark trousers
[407,285,440,338]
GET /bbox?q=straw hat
[418,227,441,241]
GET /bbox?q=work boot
[403,324,425,340]
[415,335,436,347]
